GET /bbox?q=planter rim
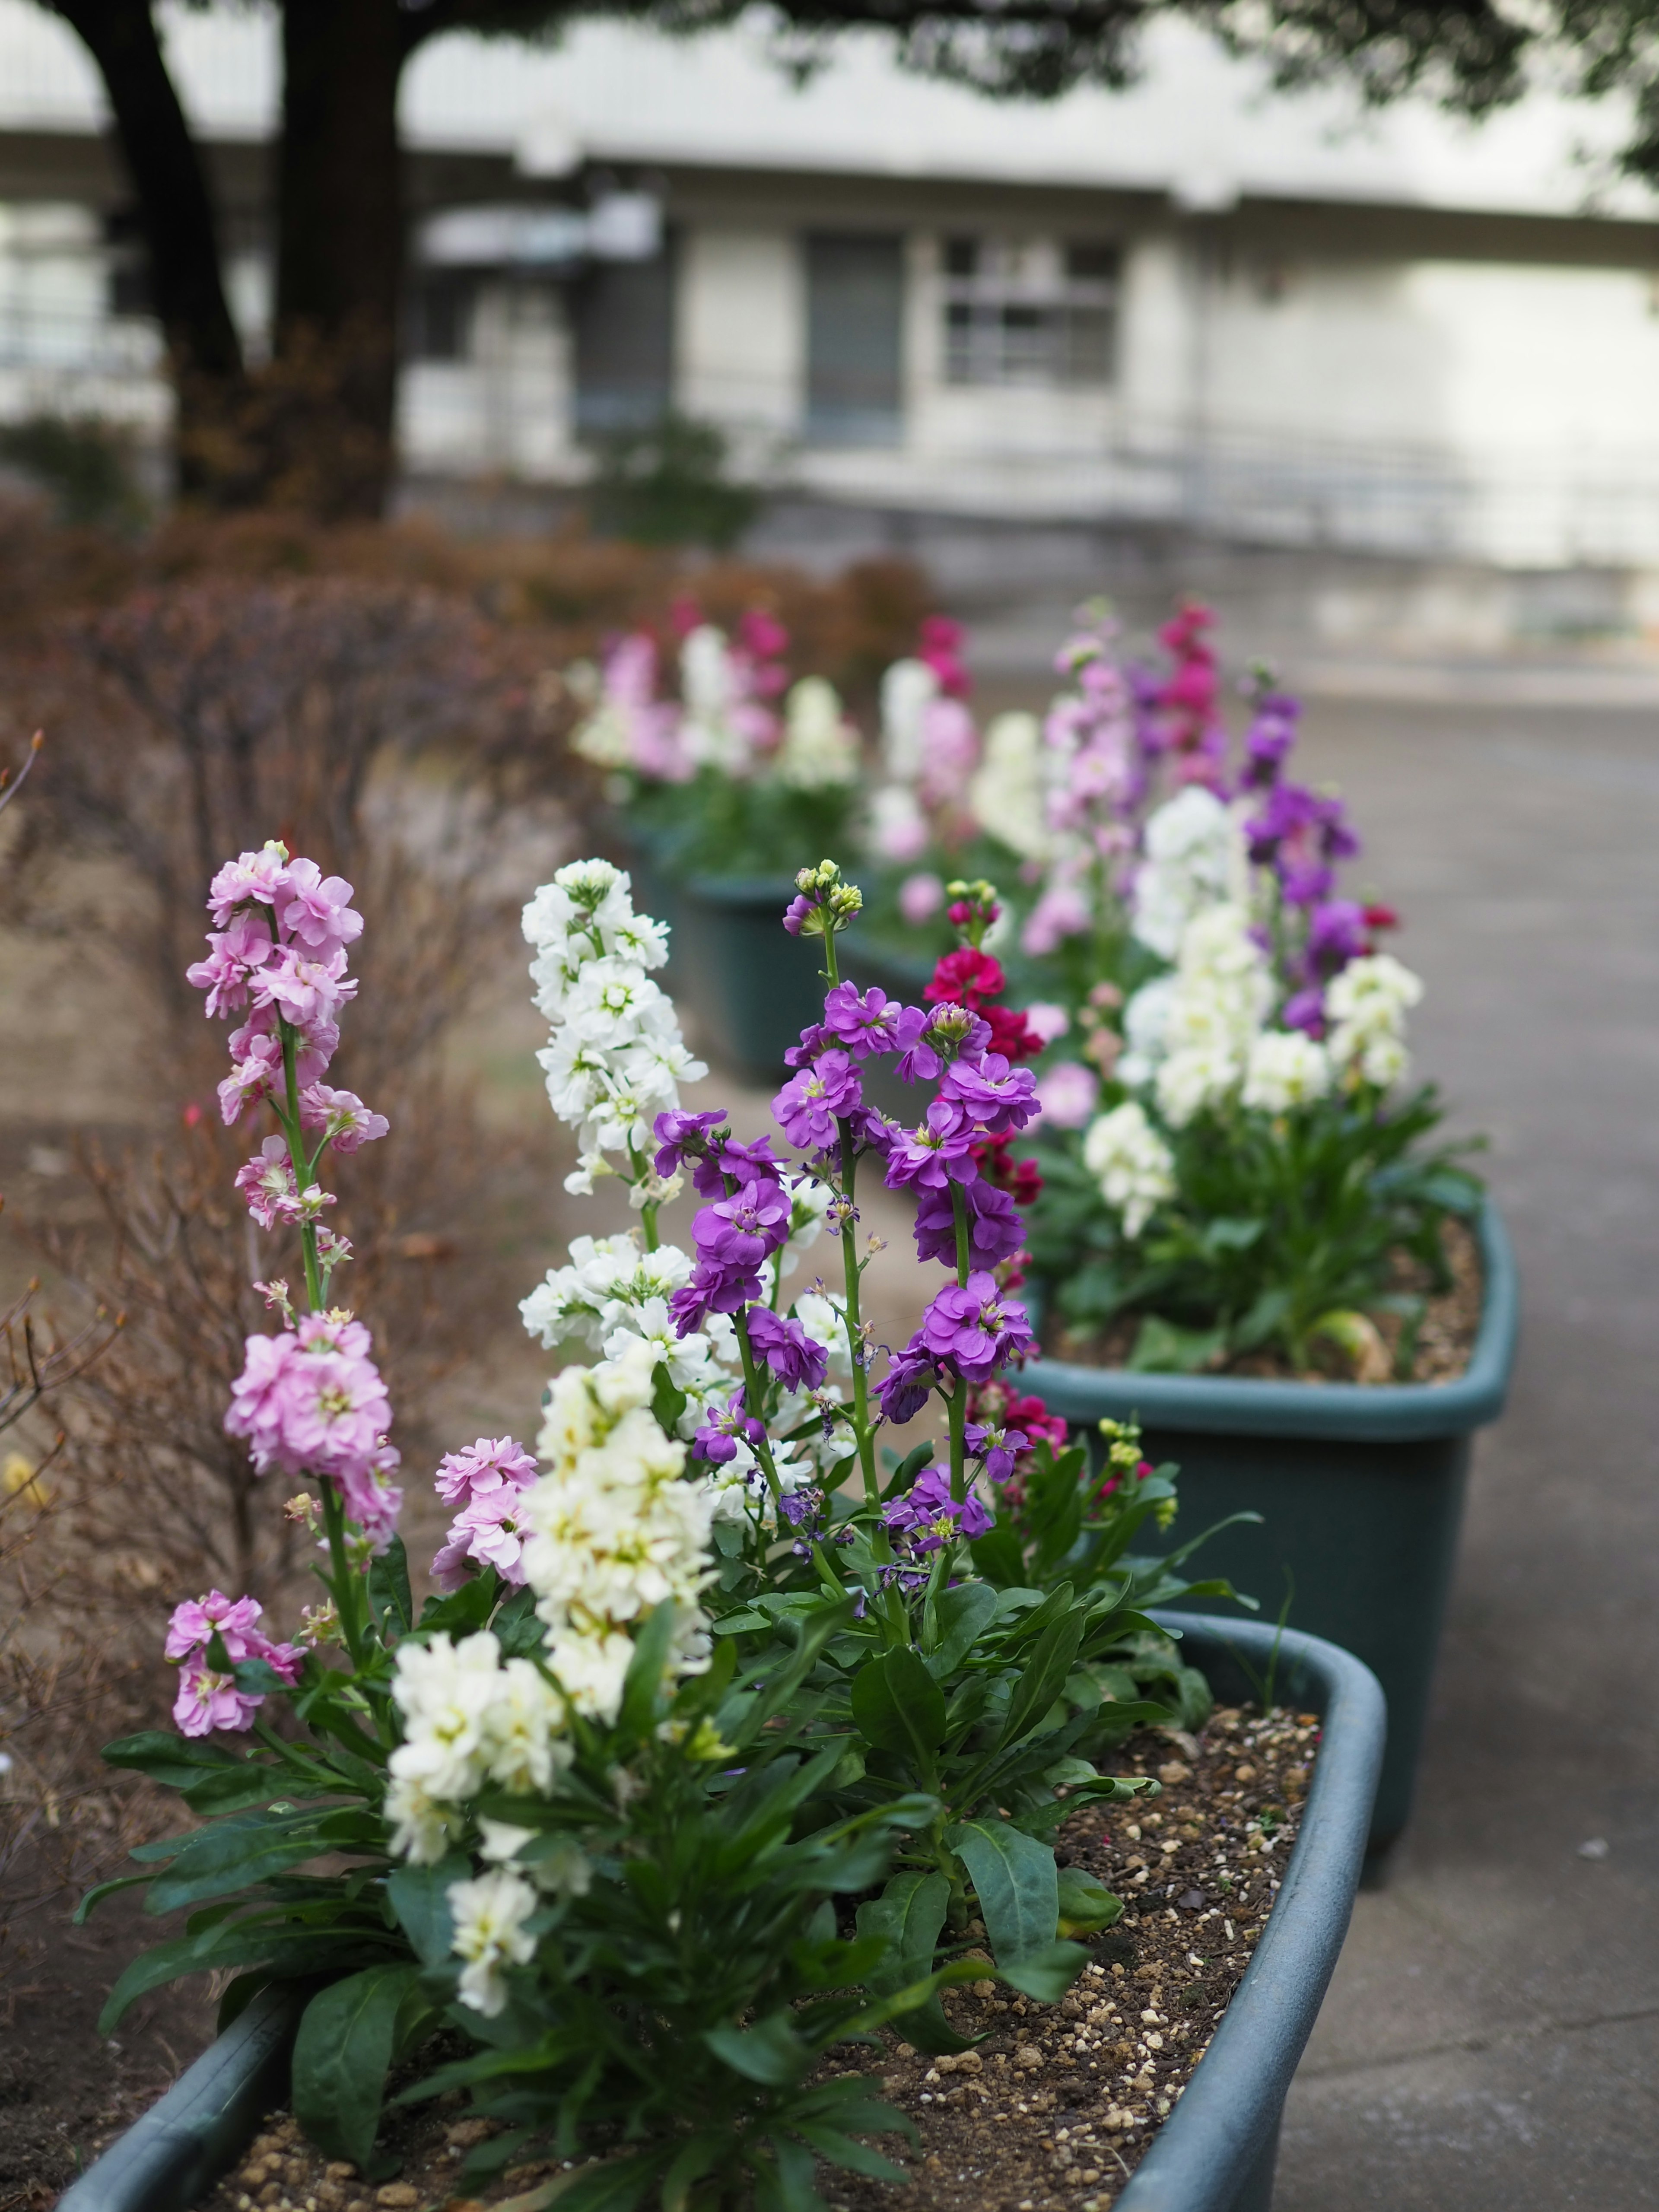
[1027,1195,1518,1442]
[1118,1609,1384,2212]
[59,1622,1379,2212]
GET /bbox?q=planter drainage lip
[57,1981,312,2212]
[1029,1198,1518,1443]
[1119,1610,1385,2212]
[64,1618,1380,2212]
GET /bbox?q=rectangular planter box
[1028,1201,1519,1858]
[60,1616,1382,2212]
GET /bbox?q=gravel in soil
[192,1705,1317,2212]
[1048,1212,1482,1385]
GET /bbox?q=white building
[4,0,1659,566]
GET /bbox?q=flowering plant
[570,607,864,880]
[84,844,1246,2203]
[1004,612,1482,1375]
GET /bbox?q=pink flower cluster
[429,1437,538,1593]
[165,1590,302,1738]
[183,845,382,1147]
[226,1312,402,1547]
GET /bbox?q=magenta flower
[912,1180,1023,1271]
[883,1466,993,1554]
[431,1492,530,1593]
[822,983,905,1060]
[433,1436,537,1510]
[939,1051,1039,1138]
[276,859,363,955]
[298,1085,388,1153]
[772,1050,862,1152]
[166,1589,302,1737]
[745,1307,829,1391]
[652,1108,727,1182]
[964,1420,1029,1483]
[917,1273,1034,1384]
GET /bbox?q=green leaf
[855,1869,973,2056]
[619,1601,678,1738]
[1129,1316,1228,1374]
[101,1732,242,1791]
[924,1583,998,1681]
[945,1818,1058,1965]
[704,2012,808,2087]
[146,1816,328,1916]
[996,1940,1089,2003]
[652,1360,689,1438]
[387,1854,470,1967]
[850,1646,947,1769]
[292,1964,424,2167]
[1056,1868,1123,1937]
[367,1538,413,1643]
[73,1872,154,1924]
[996,1609,1085,1754]
[969,1526,1027,1588]
[181,1764,291,1817]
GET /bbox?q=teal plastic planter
[1030,1201,1519,1858]
[61,1616,1380,2212]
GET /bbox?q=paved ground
[1263,690,1659,2208]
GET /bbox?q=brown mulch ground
[1048,1213,1482,1385]
[188,1704,1316,2212]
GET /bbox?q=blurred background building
[4,0,1659,587]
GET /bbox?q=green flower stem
[947,1380,968,1505]
[276,1019,324,1316]
[319,1478,370,1676]
[950,1181,971,1287]
[834,1128,880,1508]
[731,1312,784,1510]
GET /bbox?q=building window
[805,232,904,447]
[942,237,1119,388]
[573,242,676,435]
[406,271,477,363]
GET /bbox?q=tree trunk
[50,0,253,503]
[273,0,405,518]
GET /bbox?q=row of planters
[67,600,1511,2209]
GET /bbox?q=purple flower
[431,1491,531,1593]
[745,1307,829,1391]
[782,893,816,936]
[912,1179,1024,1271]
[434,1436,537,1510]
[893,1004,945,1084]
[773,1050,862,1151]
[1281,985,1326,1035]
[877,1342,943,1425]
[939,1051,1040,1138]
[1241,693,1300,787]
[652,1108,727,1182]
[1306,898,1368,976]
[693,1387,766,1465]
[691,1132,787,1199]
[965,1420,1029,1483]
[165,1589,302,1738]
[883,1466,993,1554]
[697,1178,792,1268]
[882,1099,981,1192]
[823,982,905,1059]
[783,1023,834,1070]
[917,1273,1034,1384]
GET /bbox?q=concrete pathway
[1271,692,1659,2208]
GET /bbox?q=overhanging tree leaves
[35,0,1658,516]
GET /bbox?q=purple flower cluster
[226,1311,402,1548]
[883,1466,993,1557]
[692,1387,768,1466]
[430,1436,539,1593]
[165,1590,302,1738]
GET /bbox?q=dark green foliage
[587,413,762,551]
[628,765,858,883]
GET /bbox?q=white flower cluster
[775,676,861,791]
[1242,1029,1332,1112]
[521,1232,737,1437]
[967,711,1055,864]
[1131,787,1249,961]
[448,1867,537,2018]
[385,1628,570,1867]
[522,860,707,1199]
[1121,902,1273,1129]
[1325,954,1423,1089]
[1081,1101,1177,1238]
[522,1348,715,1723]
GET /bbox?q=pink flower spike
[432,1492,531,1593]
[433,1437,537,1510]
[252,944,357,1028]
[173,1659,256,1737]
